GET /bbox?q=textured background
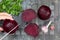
[0,0,59,40]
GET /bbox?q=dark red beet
[37,5,51,20]
[2,19,18,34]
[22,9,36,22]
[24,23,39,37]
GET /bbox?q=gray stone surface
[0,0,59,40]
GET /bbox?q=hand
[0,12,14,32]
[0,12,14,20]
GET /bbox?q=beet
[2,19,18,34]
[37,5,51,20]
[24,23,39,37]
[22,9,36,22]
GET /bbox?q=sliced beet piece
[22,9,36,22]
[24,23,39,37]
[2,19,18,34]
[37,5,51,20]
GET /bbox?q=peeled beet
[2,19,18,34]
[22,9,36,22]
[24,23,39,37]
[37,5,51,20]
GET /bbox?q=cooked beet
[37,5,51,20]
[2,19,18,34]
[22,9,36,22]
[24,23,39,37]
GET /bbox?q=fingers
[0,12,14,20]
[0,27,3,32]
[0,13,14,32]
[0,12,12,18]
[0,16,14,20]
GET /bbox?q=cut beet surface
[37,5,51,20]
[2,19,18,34]
[22,9,36,22]
[24,23,39,37]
